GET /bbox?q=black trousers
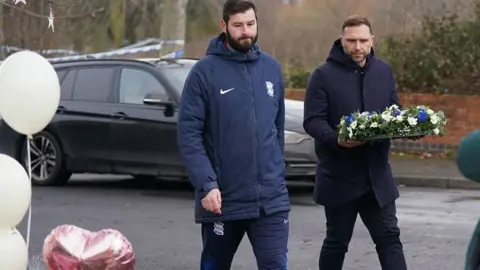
[319,191,407,270]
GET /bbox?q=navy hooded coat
[303,39,401,209]
[177,33,290,223]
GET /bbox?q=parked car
[0,57,316,186]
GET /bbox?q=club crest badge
[266,81,274,97]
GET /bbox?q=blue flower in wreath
[345,114,355,125]
[417,109,428,123]
[394,109,402,117]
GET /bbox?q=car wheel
[21,131,72,186]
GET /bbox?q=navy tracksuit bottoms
[200,210,289,270]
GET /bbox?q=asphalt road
[18,174,480,270]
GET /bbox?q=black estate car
[0,57,316,185]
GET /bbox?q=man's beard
[226,29,258,53]
[345,49,368,64]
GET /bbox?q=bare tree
[159,0,188,55]
[0,0,106,52]
[184,0,225,56]
[0,0,105,19]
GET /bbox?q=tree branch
[48,0,78,7]
[0,0,106,19]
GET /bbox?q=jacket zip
[359,69,365,112]
[358,68,371,192]
[244,64,261,208]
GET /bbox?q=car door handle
[112,112,127,119]
[57,106,67,113]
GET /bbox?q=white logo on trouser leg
[213,222,224,236]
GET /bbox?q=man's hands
[338,137,365,148]
[201,188,222,215]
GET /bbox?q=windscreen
[159,65,193,93]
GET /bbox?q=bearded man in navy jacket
[303,15,408,270]
[177,0,290,269]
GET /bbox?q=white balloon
[0,50,60,136]
[0,61,2,122]
[0,154,31,227]
[0,228,28,270]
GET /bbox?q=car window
[72,67,114,103]
[158,66,193,94]
[59,69,76,100]
[119,68,168,105]
[56,70,67,83]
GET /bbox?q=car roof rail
[51,57,157,66]
[49,54,96,63]
[154,57,199,65]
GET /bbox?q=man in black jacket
[303,15,408,270]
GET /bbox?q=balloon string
[26,137,32,251]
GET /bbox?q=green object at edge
[465,219,480,270]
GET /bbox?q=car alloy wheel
[25,135,57,182]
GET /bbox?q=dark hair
[222,0,257,23]
[342,15,372,33]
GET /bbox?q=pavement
[19,176,480,270]
[390,157,479,190]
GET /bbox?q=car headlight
[284,130,310,144]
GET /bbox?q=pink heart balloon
[42,224,135,270]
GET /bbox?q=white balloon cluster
[0,51,61,269]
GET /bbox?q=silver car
[284,99,317,180]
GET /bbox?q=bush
[377,1,480,95]
[283,59,312,89]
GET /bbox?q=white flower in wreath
[427,109,434,115]
[370,122,378,128]
[407,117,418,126]
[395,115,404,122]
[359,124,366,129]
[381,111,393,122]
[389,104,399,111]
[358,113,368,122]
[350,120,357,129]
[433,128,440,135]
[347,127,354,138]
[430,114,439,125]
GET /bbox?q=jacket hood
[205,33,261,63]
[326,39,374,70]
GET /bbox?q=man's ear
[221,19,227,33]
